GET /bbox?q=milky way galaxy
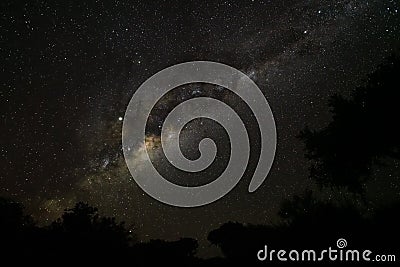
[1,0,399,257]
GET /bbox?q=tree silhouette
[299,54,400,193]
[208,192,400,265]
[208,55,400,265]
[0,198,203,265]
[0,197,36,254]
[44,202,134,260]
[0,197,35,231]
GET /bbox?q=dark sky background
[1,0,399,257]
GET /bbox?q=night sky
[1,0,399,257]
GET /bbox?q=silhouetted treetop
[299,54,400,193]
[49,201,134,250]
[0,197,35,232]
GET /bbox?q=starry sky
[1,0,399,257]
